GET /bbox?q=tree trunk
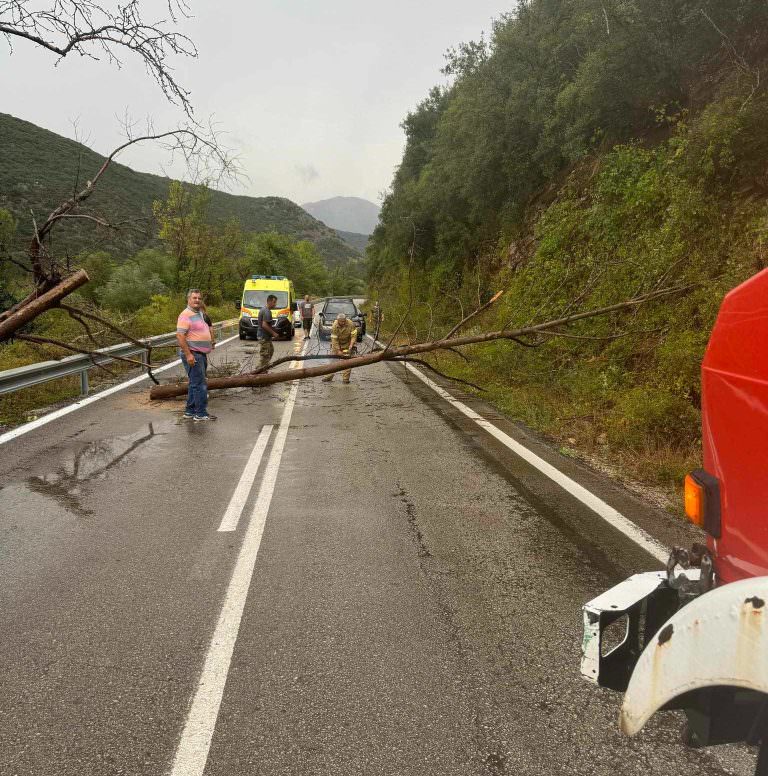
[149,350,387,399]
[0,270,90,342]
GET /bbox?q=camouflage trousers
[259,340,274,368]
[323,347,351,382]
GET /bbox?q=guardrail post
[80,369,89,396]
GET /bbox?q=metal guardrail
[0,318,239,397]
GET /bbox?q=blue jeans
[181,351,208,417]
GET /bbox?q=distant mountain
[336,230,370,253]
[302,196,380,235]
[0,113,360,270]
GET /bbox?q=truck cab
[582,269,768,771]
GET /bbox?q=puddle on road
[3,423,168,519]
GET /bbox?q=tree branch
[445,290,503,338]
[15,333,144,372]
[0,269,89,341]
[0,0,197,114]
[150,284,694,399]
[393,356,487,391]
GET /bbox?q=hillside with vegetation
[335,229,370,253]
[0,115,368,427]
[368,0,768,496]
[0,112,362,269]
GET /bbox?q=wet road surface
[0,333,754,775]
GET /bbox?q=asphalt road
[0,332,755,775]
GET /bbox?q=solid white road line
[374,339,669,564]
[170,342,306,776]
[217,425,274,532]
[0,333,240,447]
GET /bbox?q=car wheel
[239,331,246,340]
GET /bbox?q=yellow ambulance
[239,275,296,340]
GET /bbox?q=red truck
[582,269,768,774]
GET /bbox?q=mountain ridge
[0,113,361,269]
[302,196,380,235]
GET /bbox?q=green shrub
[606,387,699,449]
[98,263,167,312]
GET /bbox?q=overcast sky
[1,1,508,206]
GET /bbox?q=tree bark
[149,350,387,399]
[0,270,89,342]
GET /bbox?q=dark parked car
[318,298,366,342]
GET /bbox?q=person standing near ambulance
[300,294,315,339]
[257,294,280,368]
[176,289,216,421]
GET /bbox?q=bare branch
[601,4,610,36]
[0,0,197,114]
[2,254,33,273]
[21,123,237,296]
[48,213,117,228]
[59,303,151,357]
[700,8,761,111]
[535,327,664,342]
[445,290,503,339]
[15,333,144,373]
[393,356,487,392]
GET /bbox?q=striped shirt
[176,307,212,353]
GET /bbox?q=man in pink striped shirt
[176,289,216,421]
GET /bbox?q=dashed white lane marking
[367,336,668,564]
[0,334,240,446]
[170,342,306,776]
[217,424,274,532]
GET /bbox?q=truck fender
[620,576,768,736]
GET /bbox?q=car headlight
[241,312,250,318]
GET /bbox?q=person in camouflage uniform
[322,313,359,384]
[257,294,279,368]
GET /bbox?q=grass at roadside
[421,350,696,516]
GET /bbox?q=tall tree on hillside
[154,181,246,303]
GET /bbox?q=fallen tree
[149,285,690,399]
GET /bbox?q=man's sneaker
[194,414,217,421]
[182,413,195,420]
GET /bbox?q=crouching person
[322,313,358,384]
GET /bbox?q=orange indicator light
[684,474,705,527]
